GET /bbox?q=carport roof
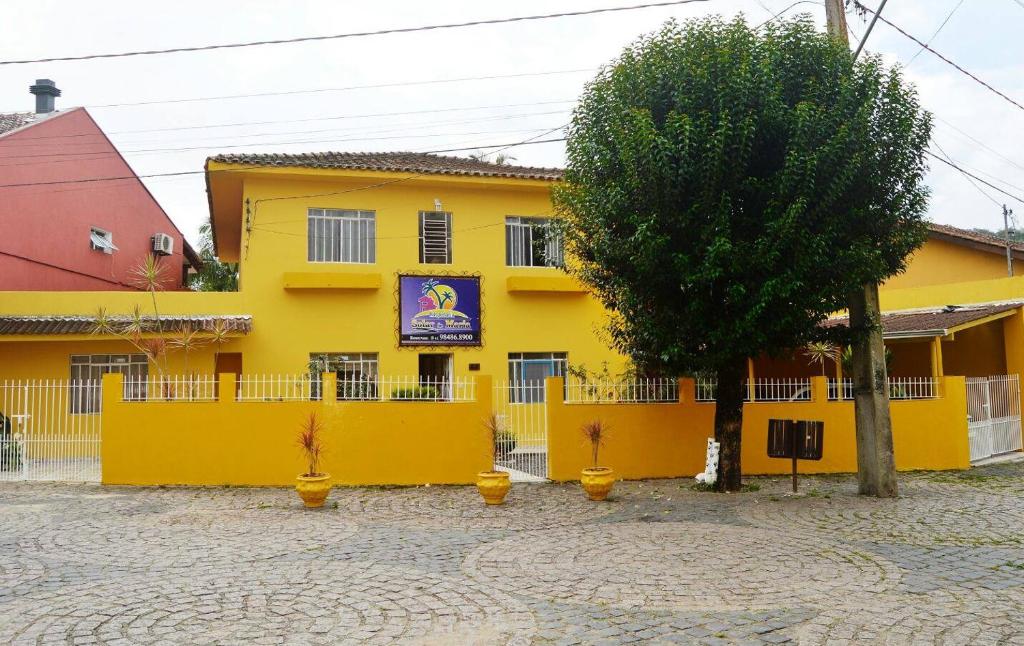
[825,303,1022,339]
[0,315,252,336]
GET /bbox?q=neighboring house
[0,79,200,291]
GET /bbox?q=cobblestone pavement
[2,462,1024,645]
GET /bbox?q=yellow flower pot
[295,473,332,508]
[581,467,615,501]
[476,470,511,505]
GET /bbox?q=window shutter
[419,211,452,264]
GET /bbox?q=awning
[0,315,252,336]
[825,303,1022,339]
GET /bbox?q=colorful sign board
[398,275,482,346]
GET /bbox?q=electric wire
[852,0,1024,115]
[906,0,966,65]
[0,0,712,66]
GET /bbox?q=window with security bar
[505,216,564,267]
[310,352,379,400]
[307,209,376,263]
[69,354,148,414]
[507,352,567,403]
[419,211,452,264]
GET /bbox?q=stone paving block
[1,469,1023,644]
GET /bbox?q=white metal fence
[237,374,321,402]
[566,377,679,404]
[692,378,813,402]
[967,375,1022,462]
[826,377,941,401]
[0,380,101,482]
[124,375,219,402]
[494,379,548,482]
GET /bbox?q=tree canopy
[189,220,238,292]
[553,16,932,490]
[554,16,932,376]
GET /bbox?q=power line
[852,0,1024,115]
[89,69,596,109]
[932,142,1000,207]
[0,136,567,190]
[5,99,579,142]
[906,0,965,65]
[0,108,571,151]
[925,149,1024,206]
[852,0,888,60]
[0,0,711,66]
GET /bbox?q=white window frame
[507,352,567,403]
[69,354,148,413]
[89,227,118,255]
[505,216,564,268]
[419,211,452,264]
[307,209,376,263]
[311,352,379,400]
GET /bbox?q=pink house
[0,80,199,291]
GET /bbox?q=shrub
[390,386,440,401]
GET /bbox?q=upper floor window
[307,209,375,263]
[419,211,452,264]
[505,216,563,267]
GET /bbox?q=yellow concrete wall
[884,238,1014,291]
[881,275,1024,311]
[101,373,493,486]
[547,376,970,481]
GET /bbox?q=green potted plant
[580,420,615,501]
[476,413,511,505]
[295,412,331,508]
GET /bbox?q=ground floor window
[310,353,379,400]
[69,354,148,413]
[507,352,567,403]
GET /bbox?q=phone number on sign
[434,333,476,341]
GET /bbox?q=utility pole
[1004,204,1014,277]
[825,0,898,498]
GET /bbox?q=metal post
[1005,204,1014,277]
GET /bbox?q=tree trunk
[849,283,899,497]
[714,358,747,492]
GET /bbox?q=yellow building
[1,153,623,385]
[1,152,1022,482]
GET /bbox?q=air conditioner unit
[152,233,174,256]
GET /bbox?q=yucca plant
[803,342,839,376]
[581,420,608,468]
[297,412,325,477]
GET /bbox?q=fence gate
[967,375,1022,462]
[493,379,548,481]
[0,380,102,482]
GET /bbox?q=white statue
[695,438,720,485]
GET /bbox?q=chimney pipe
[29,79,61,114]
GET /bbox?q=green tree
[554,16,931,491]
[189,220,238,292]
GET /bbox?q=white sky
[1,0,1021,246]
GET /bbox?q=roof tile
[826,303,1021,337]
[0,111,38,136]
[0,315,252,336]
[208,151,563,181]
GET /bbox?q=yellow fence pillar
[747,358,756,402]
[931,337,945,378]
[322,372,337,403]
